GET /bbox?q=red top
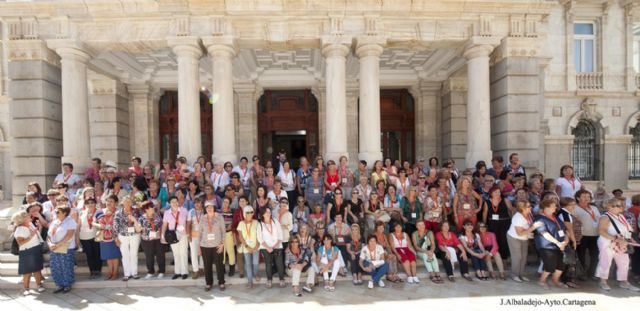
[325,172,340,192]
[436,231,460,248]
[231,208,244,235]
[628,205,640,220]
[479,231,499,256]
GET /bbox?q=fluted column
[355,40,384,167]
[47,40,92,168]
[322,42,350,162]
[463,41,496,169]
[203,36,237,164]
[168,37,203,163]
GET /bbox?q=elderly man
[53,163,82,193]
[210,162,230,198]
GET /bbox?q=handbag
[52,241,68,254]
[10,237,19,255]
[164,217,180,245]
[605,214,634,254]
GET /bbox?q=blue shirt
[297,167,311,189]
[534,214,566,250]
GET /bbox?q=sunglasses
[245,211,254,214]
[335,192,342,195]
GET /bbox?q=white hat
[104,160,117,168]
[243,206,254,214]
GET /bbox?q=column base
[465,150,493,170]
[324,151,349,163]
[358,151,383,169]
[61,156,92,176]
[212,153,238,165]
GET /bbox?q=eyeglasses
[280,201,289,204]
[352,192,359,195]
[245,211,254,214]
[225,165,232,168]
[612,204,623,208]
[418,177,426,179]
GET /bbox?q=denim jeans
[243,251,260,283]
[362,260,388,283]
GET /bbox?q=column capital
[167,36,203,59]
[462,36,500,60]
[321,35,351,59]
[127,83,150,95]
[355,36,385,58]
[46,39,92,63]
[202,35,237,59]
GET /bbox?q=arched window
[630,123,640,179]
[572,120,599,180]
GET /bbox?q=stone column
[322,41,350,162]
[411,81,441,160]
[603,135,633,190]
[168,37,203,163]
[235,83,261,158]
[355,40,383,167]
[203,36,237,164]
[463,38,498,169]
[47,40,92,170]
[440,77,468,165]
[128,83,152,163]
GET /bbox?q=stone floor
[1,277,639,311]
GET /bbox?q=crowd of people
[9,152,640,297]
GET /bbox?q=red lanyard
[569,178,576,190]
[63,174,72,183]
[581,206,596,222]
[491,199,500,214]
[172,210,180,228]
[149,215,156,231]
[195,210,203,224]
[87,210,95,229]
[524,213,533,226]
[607,212,632,232]
[244,221,253,238]
[545,215,561,230]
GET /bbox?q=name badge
[463,203,471,210]
[127,227,135,234]
[491,214,499,221]
[207,233,215,240]
[341,178,347,184]
[411,213,417,219]
[313,189,319,194]
[149,231,157,239]
[337,237,345,243]
[177,225,185,232]
[192,231,200,238]
[558,230,565,238]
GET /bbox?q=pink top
[162,207,189,231]
[480,232,499,256]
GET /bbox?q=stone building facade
[0,0,638,205]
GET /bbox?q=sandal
[436,276,445,284]
[430,276,437,284]
[219,284,226,291]
[204,285,212,292]
[553,282,568,289]
[565,281,580,289]
[266,281,272,288]
[447,276,455,282]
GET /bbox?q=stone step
[0,250,175,263]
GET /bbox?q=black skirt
[18,244,44,275]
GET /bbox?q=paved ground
[1,277,639,311]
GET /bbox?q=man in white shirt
[53,163,82,192]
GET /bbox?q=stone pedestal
[88,78,130,166]
[47,40,92,172]
[8,40,62,205]
[490,38,545,172]
[322,41,350,162]
[168,36,203,163]
[356,40,383,167]
[463,39,497,169]
[204,36,237,164]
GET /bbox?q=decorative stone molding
[544,135,574,145]
[46,39,94,63]
[202,35,237,59]
[626,111,640,133]
[90,79,127,97]
[355,36,385,58]
[461,36,500,60]
[492,36,544,64]
[171,16,190,37]
[167,36,203,60]
[441,77,467,95]
[604,134,633,145]
[8,40,60,66]
[565,98,612,135]
[211,17,234,37]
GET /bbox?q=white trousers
[170,236,189,275]
[118,234,140,277]
[189,237,204,272]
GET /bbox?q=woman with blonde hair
[12,209,45,295]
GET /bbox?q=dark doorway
[258,90,319,168]
[380,89,415,163]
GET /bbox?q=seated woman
[458,220,490,280]
[316,234,343,292]
[477,221,506,280]
[435,222,472,282]
[412,221,442,283]
[285,235,315,296]
[373,221,400,283]
[359,235,389,289]
[389,222,419,283]
[346,223,364,285]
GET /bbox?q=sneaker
[368,281,374,289]
[145,274,154,280]
[599,282,611,291]
[407,277,414,284]
[620,282,640,292]
[53,287,64,294]
[23,290,30,296]
[37,285,45,293]
[511,276,523,283]
[157,273,164,279]
[132,275,140,280]
[172,274,180,280]
[303,285,312,293]
[378,280,385,288]
[520,276,531,282]
[414,277,420,284]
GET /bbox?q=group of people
[10,152,640,297]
